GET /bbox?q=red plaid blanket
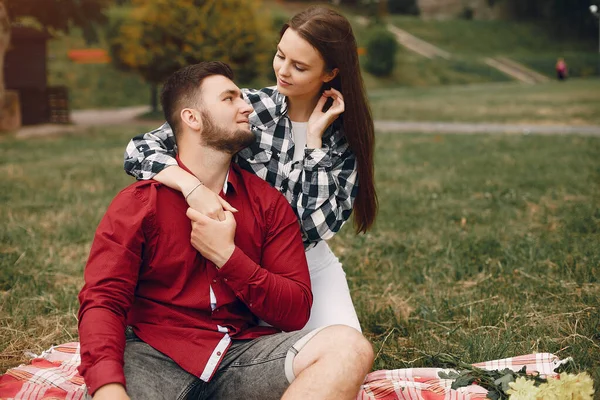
[0,343,566,400]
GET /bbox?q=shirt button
[213,279,217,283]
[217,351,222,356]
[223,278,228,282]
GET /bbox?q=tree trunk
[0,2,10,110]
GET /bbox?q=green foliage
[387,0,419,16]
[498,0,598,39]
[364,27,398,77]
[106,0,274,86]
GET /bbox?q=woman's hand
[185,184,237,221]
[307,88,345,149]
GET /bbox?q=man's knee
[332,325,374,369]
[293,325,374,376]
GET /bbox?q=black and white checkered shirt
[124,87,358,248]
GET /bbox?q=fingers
[322,89,345,114]
[314,94,328,113]
[186,207,211,223]
[218,197,238,213]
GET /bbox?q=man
[78,61,374,400]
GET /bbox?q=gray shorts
[94,327,322,400]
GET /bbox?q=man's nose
[240,102,253,115]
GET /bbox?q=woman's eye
[276,53,284,59]
[294,65,305,72]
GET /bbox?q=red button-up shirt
[77,161,312,395]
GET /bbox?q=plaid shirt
[124,87,358,248]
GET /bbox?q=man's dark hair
[161,62,235,137]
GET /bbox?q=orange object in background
[357,47,366,56]
[67,49,110,64]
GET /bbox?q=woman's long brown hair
[281,6,378,233]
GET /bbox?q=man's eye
[224,97,233,102]
[276,53,284,59]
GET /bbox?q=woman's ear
[323,68,340,83]
[181,108,203,131]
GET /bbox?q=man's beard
[200,111,255,154]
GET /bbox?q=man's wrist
[93,383,127,399]
[213,245,236,269]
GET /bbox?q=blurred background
[1,0,599,396]
[1,0,599,127]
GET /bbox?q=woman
[124,6,377,331]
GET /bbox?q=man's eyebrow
[277,46,309,67]
[219,89,243,98]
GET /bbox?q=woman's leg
[304,242,361,332]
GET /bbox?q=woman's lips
[278,78,291,87]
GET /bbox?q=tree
[107,0,273,112]
[4,0,110,42]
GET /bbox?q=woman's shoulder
[242,86,283,105]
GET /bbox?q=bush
[387,0,420,15]
[364,27,398,77]
[107,0,274,88]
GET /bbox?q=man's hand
[187,208,236,268]
[185,184,237,221]
[92,383,130,400]
[306,88,345,149]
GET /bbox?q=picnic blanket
[0,343,567,400]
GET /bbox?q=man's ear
[323,68,339,83]
[181,108,203,131]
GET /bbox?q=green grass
[387,16,598,79]
[0,127,599,395]
[387,16,595,56]
[369,78,600,124]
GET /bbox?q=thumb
[186,207,210,223]
[223,210,236,224]
[218,196,238,213]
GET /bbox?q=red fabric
[0,345,568,400]
[77,161,311,395]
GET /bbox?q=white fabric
[290,121,308,162]
[303,241,361,332]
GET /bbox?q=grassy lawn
[369,78,600,125]
[1,127,598,393]
[387,16,599,79]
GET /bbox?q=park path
[14,106,600,138]
[355,16,549,83]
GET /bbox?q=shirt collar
[176,155,238,195]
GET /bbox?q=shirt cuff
[303,147,332,169]
[216,247,259,297]
[83,359,126,396]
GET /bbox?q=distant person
[556,58,568,81]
